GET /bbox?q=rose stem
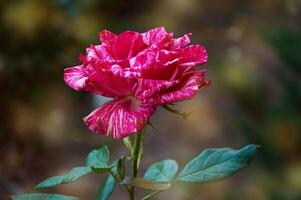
[129,130,143,200]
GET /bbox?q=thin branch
[162,105,195,119]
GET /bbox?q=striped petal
[170,33,192,49]
[141,27,172,47]
[178,45,208,67]
[149,70,209,105]
[86,70,132,97]
[99,30,118,46]
[133,79,179,101]
[100,30,145,60]
[64,66,131,98]
[85,45,112,62]
[83,97,155,139]
[111,64,141,78]
[64,65,90,91]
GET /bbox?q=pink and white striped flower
[64,27,209,139]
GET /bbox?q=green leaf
[91,166,111,174]
[137,142,144,168]
[94,160,119,200]
[95,174,116,200]
[11,193,78,200]
[144,160,178,183]
[121,177,171,191]
[123,137,133,154]
[178,144,258,182]
[136,127,147,168]
[117,157,125,179]
[86,146,109,168]
[111,156,125,179]
[142,191,160,200]
[36,167,92,189]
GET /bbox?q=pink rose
[64,27,209,139]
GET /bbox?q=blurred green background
[0,0,300,199]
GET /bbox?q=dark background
[0,0,300,199]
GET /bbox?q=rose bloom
[64,27,209,139]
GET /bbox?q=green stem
[129,130,143,200]
[133,131,143,177]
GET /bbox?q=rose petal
[84,97,155,139]
[170,33,192,49]
[85,45,112,62]
[111,64,141,78]
[116,31,145,58]
[64,65,90,91]
[149,70,209,105]
[100,30,145,60]
[132,79,179,100]
[129,50,156,70]
[178,45,208,67]
[86,70,132,97]
[99,30,118,45]
[137,49,180,80]
[64,65,131,98]
[142,27,172,47]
